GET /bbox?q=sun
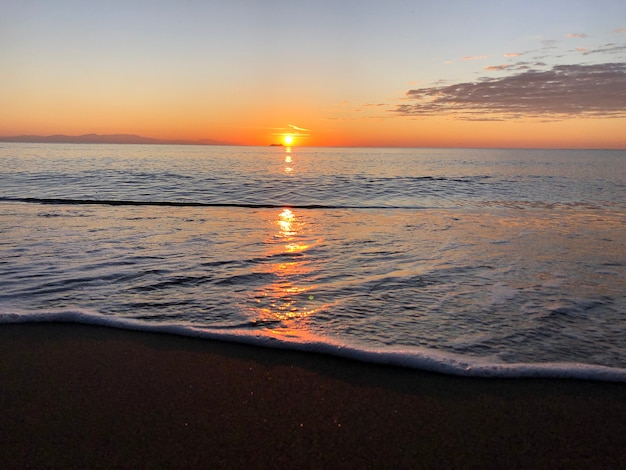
[283,135,294,145]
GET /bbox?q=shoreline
[2,323,626,468]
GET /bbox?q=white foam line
[2,308,626,382]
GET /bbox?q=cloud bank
[394,62,626,120]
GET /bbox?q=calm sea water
[1,143,625,380]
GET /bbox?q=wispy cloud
[484,64,514,71]
[484,61,539,72]
[579,43,626,55]
[566,33,587,38]
[271,124,311,137]
[504,52,523,58]
[462,55,488,61]
[612,27,626,34]
[288,124,310,133]
[541,39,560,48]
[394,63,626,120]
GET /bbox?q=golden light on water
[249,144,328,329]
[250,207,328,328]
[284,146,293,173]
[278,208,312,253]
[278,208,295,235]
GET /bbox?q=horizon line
[0,133,624,151]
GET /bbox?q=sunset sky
[2,0,626,148]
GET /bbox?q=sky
[2,0,626,148]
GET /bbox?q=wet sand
[1,323,625,468]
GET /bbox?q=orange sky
[2,1,625,148]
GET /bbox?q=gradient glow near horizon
[2,0,626,148]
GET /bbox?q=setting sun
[1,3,625,149]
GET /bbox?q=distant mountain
[0,133,228,146]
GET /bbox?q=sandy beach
[1,323,625,469]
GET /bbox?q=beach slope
[1,323,625,468]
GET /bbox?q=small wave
[131,274,215,292]
[214,272,278,286]
[2,307,625,383]
[0,196,429,210]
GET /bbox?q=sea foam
[2,307,626,383]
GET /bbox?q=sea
[1,143,625,381]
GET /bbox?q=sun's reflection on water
[284,147,293,173]
[278,208,295,235]
[250,206,326,329]
[278,208,312,253]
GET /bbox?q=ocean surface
[1,143,625,381]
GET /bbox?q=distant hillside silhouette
[0,133,228,145]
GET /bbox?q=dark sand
[1,323,625,469]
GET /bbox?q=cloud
[579,43,626,55]
[485,61,539,72]
[462,55,487,61]
[566,33,587,38]
[504,52,523,58]
[612,27,626,34]
[394,63,626,120]
[271,124,311,137]
[484,64,513,71]
[288,124,310,132]
[541,39,560,48]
